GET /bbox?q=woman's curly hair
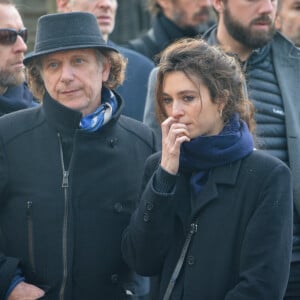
[155,38,255,133]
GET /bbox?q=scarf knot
[179,113,254,194]
[80,88,117,132]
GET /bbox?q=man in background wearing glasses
[0,0,37,117]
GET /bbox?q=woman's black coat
[122,151,293,300]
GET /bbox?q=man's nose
[258,0,274,15]
[13,35,27,53]
[60,65,74,83]
[199,0,211,7]
[95,0,115,7]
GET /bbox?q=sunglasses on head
[0,28,28,45]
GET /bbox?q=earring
[219,109,223,118]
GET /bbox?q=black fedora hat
[24,12,118,65]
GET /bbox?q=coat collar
[41,90,124,135]
[174,158,243,224]
[193,160,241,212]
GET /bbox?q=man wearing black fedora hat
[0,11,156,300]
[57,0,155,122]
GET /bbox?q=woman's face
[161,71,224,138]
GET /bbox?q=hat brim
[24,44,119,65]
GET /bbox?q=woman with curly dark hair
[122,38,293,300]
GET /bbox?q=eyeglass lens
[0,28,28,45]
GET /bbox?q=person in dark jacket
[0,0,37,117]
[143,3,300,295]
[122,38,293,300]
[124,0,214,63]
[204,1,300,298]
[57,0,155,122]
[0,12,156,300]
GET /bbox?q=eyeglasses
[0,28,28,45]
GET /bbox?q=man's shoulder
[118,114,152,134]
[123,28,159,61]
[119,46,152,62]
[110,42,154,67]
[243,150,290,173]
[272,31,300,55]
[0,105,40,123]
[118,115,155,145]
[273,31,294,45]
[0,106,42,142]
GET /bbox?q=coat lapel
[173,173,191,227]
[190,160,242,217]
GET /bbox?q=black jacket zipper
[26,200,36,274]
[58,133,71,300]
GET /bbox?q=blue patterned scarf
[80,88,117,132]
[179,113,254,194]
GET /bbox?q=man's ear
[56,0,71,12]
[102,60,111,83]
[212,0,224,14]
[275,15,282,31]
[156,0,171,11]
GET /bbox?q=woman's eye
[162,97,172,104]
[183,95,195,102]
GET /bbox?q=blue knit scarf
[80,88,117,132]
[179,113,254,194]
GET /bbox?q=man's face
[0,4,28,88]
[276,0,300,46]
[161,0,211,29]
[41,49,110,116]
[221,0,277,49]
[58,0,118,41]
